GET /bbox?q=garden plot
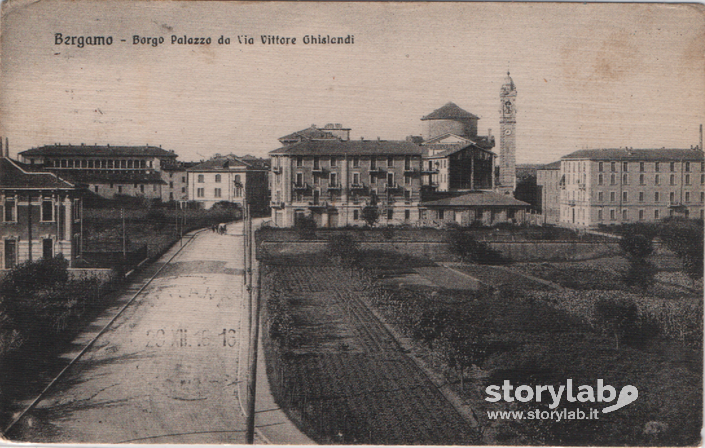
[262,265,479,445]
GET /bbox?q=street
[10,223,254,444]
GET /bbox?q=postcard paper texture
[0,1,703,446]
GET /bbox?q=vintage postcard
[0,1,703,446]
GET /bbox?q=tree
[326,233,361,267]
[619,233,654,260]
[447,231,506,264]
[659,218,704,283]
[361,206,379,228]
[619,233,656,292]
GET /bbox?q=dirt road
[9,224,252,444]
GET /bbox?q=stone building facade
[18,144,178,200]
[559,148,704,227]
[270,128,424,228]
[536,161,561,225]
[0,157,81,269]
[187,155,269,212]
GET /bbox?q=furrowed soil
[261,264,479,445]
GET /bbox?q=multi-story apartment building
[270,127,424,227]
[559,148,704,227]
[18,144,178,200]
[161,164,190,202]
[536,161,561,225]
[0,155,81,269]
[187,155,269,212]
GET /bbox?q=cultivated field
[259,229,702,446]
[262,264,479,445]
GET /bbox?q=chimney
[0,136,4,159]
[700,124,703,151]
[5,137,8,158]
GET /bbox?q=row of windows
[292,155,415,170]
[49,158,154,169]
[596,173,704,186]
[294,171,413,188]
[351,208,412,221]
[196,174,242,184]
[591,161,705,173]
[2,198,73,222]
[93,184,160,194]
[195,187,244,198]
[594,208,701,221]
[167,173,187,182]
[596,191,704,203]
[291,187,415,202]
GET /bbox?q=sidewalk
[236,218,315,445]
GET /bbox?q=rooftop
[421,102,479,121]
[270,139,423,156]
[562,148,704,162]
[278,125,343,144]
[538,161,561,170]
[421,191,530,208]
[189,155,269,171]
[0,158,75,189]
[20,144,178,158]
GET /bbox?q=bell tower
[498,72,517,194]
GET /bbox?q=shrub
[659,218,704,281]
[294,215,317,239]
[361,206,380,228]
[1,255,69,294]
[620,233,654,260]
[326,233,361,266]
[447,231,507,264]
[145,209,168,231]
[622,259,657,292]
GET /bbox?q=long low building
[19,144,179,200]
[551,147,704,228]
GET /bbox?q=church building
[269,73,530,227]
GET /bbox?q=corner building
[559,148,705,227]
[270,124,424,227]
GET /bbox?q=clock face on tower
[505,129,512,135]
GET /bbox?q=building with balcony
[187,155,269,212]
[270,126,424,227]
[18,144,179,200]
[0,154,82,269]
[558,147,704,227]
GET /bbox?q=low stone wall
[259,240,620,262]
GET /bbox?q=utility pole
[79,197,83,257]
[245,202,260,444]
[122,208,126,260]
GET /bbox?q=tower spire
[498,73,517,194]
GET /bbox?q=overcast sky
[1,1,703,164]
